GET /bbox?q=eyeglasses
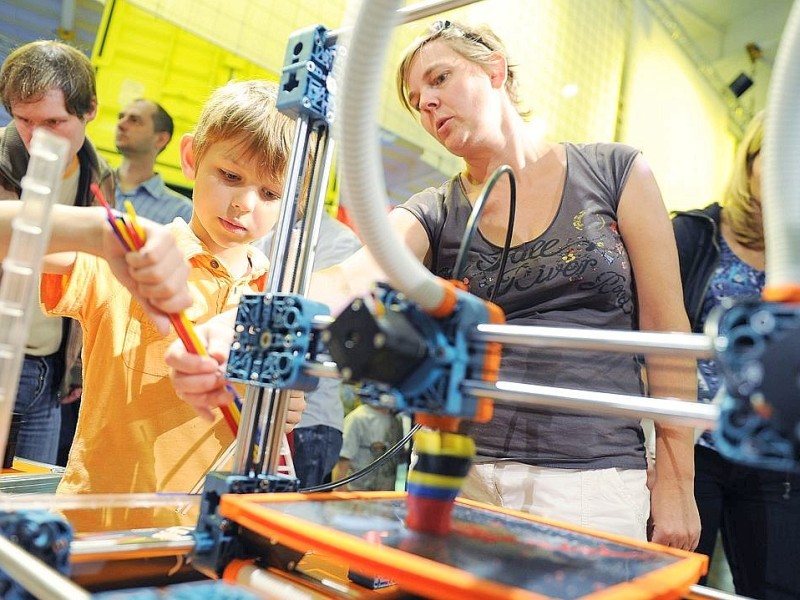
[428,19,493,52]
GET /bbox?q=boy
[334,403,405,491]
[40,80,303,529]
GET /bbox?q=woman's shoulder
[400,176,461,219]
[564,141,641,165]
[562,142,641,203]
[405,176,458,204]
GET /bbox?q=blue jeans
[695,444,800,599]
[14,355,62,464]
[293,425,342,488]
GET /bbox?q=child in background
[39,80,305,530]
[334,403,405,491]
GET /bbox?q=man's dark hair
[149,101,174,140]
[0,40,96,117]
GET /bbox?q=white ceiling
[669,0,791,70]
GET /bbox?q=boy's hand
[165,319,307,430]
[165,319,236,421]
[285,390,307,433]
[103,218,192,334]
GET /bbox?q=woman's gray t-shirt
[397,142,646,470]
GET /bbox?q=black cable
[300,422,422,493]
[452,165,517,303]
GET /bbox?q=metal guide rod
[294,127,335,293]
[69,536,195,562]
[236,114,315,477]
[473,323,717,358]
[329,0,482,40]
[0,535,91,600]
[233,385,264,473]
[465,380,719,429]
[301,360,718,427]
[261,389,290,475]
[265,118,312,292]
[239,53,341,473]
[303,360,340,379]
[0,493,199,511]
[686,585,754,600]
[232,386,289,476]
[310,313,716,358]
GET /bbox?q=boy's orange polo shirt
[40,219,267,529]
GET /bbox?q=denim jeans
[694,445,800,599]
[14,354,62,464]
[293,425,343,488]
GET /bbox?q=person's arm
[0,202,192,333]
[617,154,700,552]
[332,457,351,490]
[308,208,431,312]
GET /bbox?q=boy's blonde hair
[397,19,530,120]
[722,111,764,250]
[192,80,294,182]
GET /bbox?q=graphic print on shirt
[454,209,632,315]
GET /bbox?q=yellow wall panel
[385,0,631,179]
[619,1,736,213]
[87,0,728,212]
[88,0,279,189]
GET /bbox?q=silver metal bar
[0,493,198,511]
[329,0,482,40]
[233,385,263,474]
[396,0,483,23]
[313,314,335,328]
[260,388,291,475]
[237,115,316,479]
[465,380,719,428]
[295,128,335,294]
[473,324,716,358]
[311,315,717,357]
[70,534,195,562]
[303,360,340,380]
[266,117,311,292]
[294,360,719,428]
[687,584,755,600]
[0,535,91,600]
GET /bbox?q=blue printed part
[0,510,72,600]
[710,299,800,474]
[226,293,329,391]
[406,482,461,501]
[327,283,500,420]
[277,25,335,122]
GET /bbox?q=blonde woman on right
[673,112,799,599]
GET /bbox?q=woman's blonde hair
[722,111,765,250]
[396,19,530,120]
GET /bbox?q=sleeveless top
[397,142,646,469]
